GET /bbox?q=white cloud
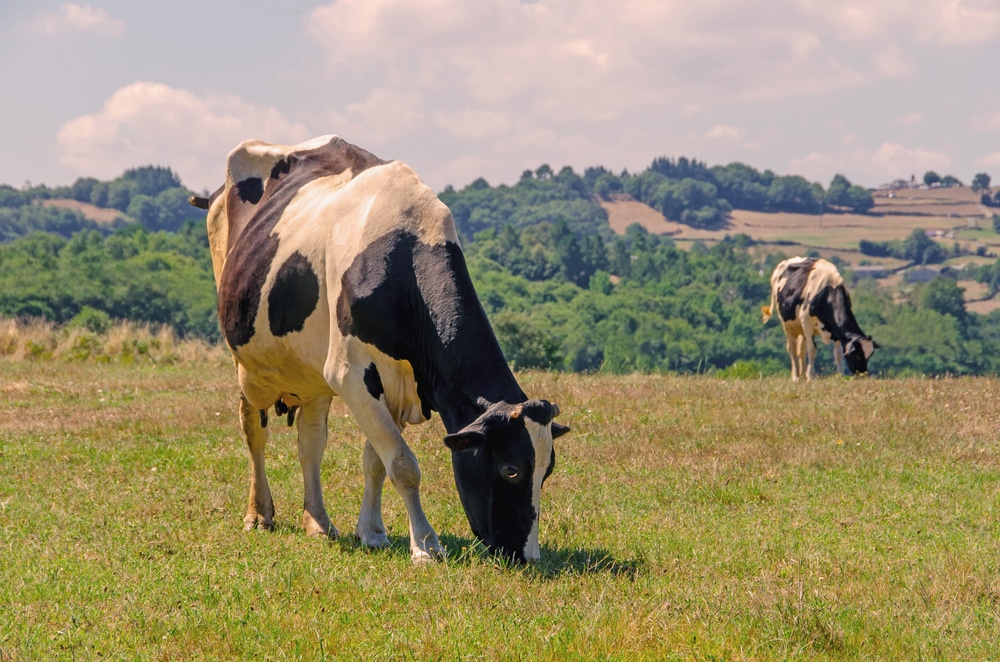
[434,110,512,140]
[706,125,746,142]
[977,152,1000,168]
[811,0,1000,44]
[31,3,126,36]
[789,142,952,187]
[304,0,871,122]
[972,112,1000,132]
[57,82,311,190]
[705,124,766,152]
[894,112,924,127]
[872,45,914,77]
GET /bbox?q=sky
[1,0,998,195]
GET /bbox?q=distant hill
[41,199,124,224]
[601,184,1000,312]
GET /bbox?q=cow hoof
[410,548,444,564]
[303,513,336,538]
[308,526,338,539]
[356,529,390,549]
[411,538,446,563]
[244,517,274,532]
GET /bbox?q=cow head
[443,398,570,563]
[843,336,879,375]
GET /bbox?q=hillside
[42,198,124,224]
[601,185,1000,311]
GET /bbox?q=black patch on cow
[268,252,320,337]
[364,362,384,400]
[776,258,818,322]
[270,159,290,180]
[237,177,263,204]
[335,229,526,432]
[217,138,385,349]
[220,231,278,348]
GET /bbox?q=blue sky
[1,1,998,194]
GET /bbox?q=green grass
[3,361,1000,659]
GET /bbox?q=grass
[3,357,1000,659]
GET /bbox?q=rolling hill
[602,184,1000,312]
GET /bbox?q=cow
[761,256,878,381]
[188,135,569,563]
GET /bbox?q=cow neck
[411,245,526,434]
[821,286,866,343]
[336,229,526,435]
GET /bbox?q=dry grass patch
[0,317,228,366]
[41,198,126,224]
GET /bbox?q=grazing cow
[189,135,569,563]
[762,257,878,381]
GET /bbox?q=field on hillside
[41,199,124,224]
[602,186,1000,308]
[3,360,1000,659]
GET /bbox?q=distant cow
[762,257,878,381]
[190,135,568,562]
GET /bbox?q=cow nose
[491,544,528,564]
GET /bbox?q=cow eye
[499,464,522,483]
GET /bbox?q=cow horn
[188,195,210,209]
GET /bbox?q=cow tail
[762,284,778,324]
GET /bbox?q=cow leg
[803,334,818,381]
[833,341,845,375]
[296,396,337,538]
[239,394,274,531]
[342,388,443,562]
[786,333,800,381]
[355,440,390,548]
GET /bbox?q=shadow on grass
[327,530,644,579]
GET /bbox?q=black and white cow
[762,257,878,381]
[189,135,569,563]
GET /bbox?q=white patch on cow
[522,416,553,562]
[861,338,876,359]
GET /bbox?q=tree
[941,175,963,187]
[972,173,992,192]
[844,185,875,213]
[121,166,182,196]
[913,276,966,322]
[766,176,822,213]
[825,174,873,212]
[924,171,941,186]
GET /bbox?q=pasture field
[3,360,1000,660]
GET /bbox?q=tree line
[2,159,998,376]
[4,214,1000,376]
[438,157,876,240]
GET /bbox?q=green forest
[2,160,999,377]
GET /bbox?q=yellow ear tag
[510,405,523,419]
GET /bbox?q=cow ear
[444,429,487,451]
[552,422,571,439]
